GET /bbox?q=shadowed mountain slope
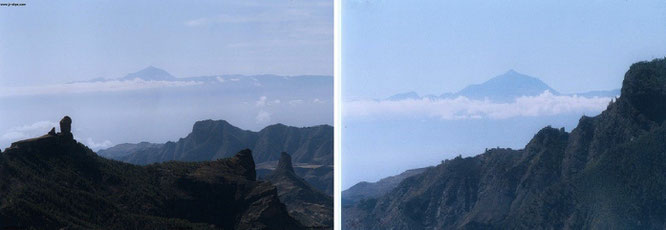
[344,58,666,229]
[342,167,429,206]
[100,121,332,166]
[0,124,302,229]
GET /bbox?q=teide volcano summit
[344,58,666,229]
[0,116,303,229]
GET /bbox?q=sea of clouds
[0,79,203,98]
[344,91,614,120]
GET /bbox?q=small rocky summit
[59,116,72,138]
[266,152,333,229]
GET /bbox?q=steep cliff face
[265,153,333,229]
[0,126,302,229]
[344,58,666,229]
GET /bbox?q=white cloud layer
[0,79,202,98]
[344,91,613,120]
[85,138,113,150]
[256,110,272,124]
[1,121,58,141]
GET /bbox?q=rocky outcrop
[0,123,302,229]
[621,59,666,123]
[276,152,295,173]
[344,58,666,229]
[265,152,333,229]
[59,116,72,134]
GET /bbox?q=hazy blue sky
[343,0,666,99]
[0,0,332,86]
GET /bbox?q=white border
[333,0,342,229]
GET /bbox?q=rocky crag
[265,153,333,229]
[98,120,334,195]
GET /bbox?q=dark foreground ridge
[0,117,303,229]
[265,153,333,229]
[344,58,666,229]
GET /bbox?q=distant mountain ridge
[100,120,333,165]
[98,120,334,195]
[344,58,666,229]
[386,70,619,102]
[96,142,163,159]
[75,66,332,83]
[386,91,422,101]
